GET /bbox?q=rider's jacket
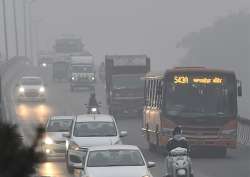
[88,95,98,107]
[166,135,190,153]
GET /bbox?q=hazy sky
[1,0,250,69]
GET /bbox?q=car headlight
[177,169,186,176]
[19,87,25,93]
[69,141,80,151]
[142,175,150,177]
[39,87,45,93]
[44,137,54,145]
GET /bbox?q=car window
[73,122,117,137]
[87,150,145,167]
[47,119,73,132]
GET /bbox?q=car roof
[75,114,115,123]
[21,76,42,80]
[88,145,140,152]
[49,116,75,120]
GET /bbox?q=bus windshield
[165,72,236,118]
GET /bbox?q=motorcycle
[164,147,193,177]
[85,102,101,114]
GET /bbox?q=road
[7,64,250,177]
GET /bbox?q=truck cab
[70,54,96,91]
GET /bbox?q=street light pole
[13,0,19,56]
[23,0,28,57]
[2,0,9,61]
[28,2,34,61]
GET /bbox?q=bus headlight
[39,87,45,93]
[19,87,25,93]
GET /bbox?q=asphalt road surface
[7,65,250,177]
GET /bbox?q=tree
[0,121,45,177]
[178,11,250,116]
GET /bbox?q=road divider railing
[238,117,250,146]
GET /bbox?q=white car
[42,116,74,158]
[64,114,127,174]
[16,76,47,101]
[74,145,156,177]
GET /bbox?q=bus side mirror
[237,80,242,97]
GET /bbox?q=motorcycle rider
[164,126,192,177]
[87,93,100,113]
[166,126,190,153]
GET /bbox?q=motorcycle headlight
[177,169,186,176]
[69,141,80,151]
[91,76,95,81]
[39,87,45,93]
[19,87,25,93]
[91,107,97,113]
[142,175,150,177]
[42,63,47,67]
[72,76,76,81]
[44,137,54,145]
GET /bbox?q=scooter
[164,147,193,177]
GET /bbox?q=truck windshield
[112,74,144,89]
[165,73,237,118]
[72,65,94,73]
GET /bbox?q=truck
[105,55,150,118]
[142,67,242,157]
[52,57,70,82]
[70,52,96,91]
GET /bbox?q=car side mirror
[147,161,156,168]
[119,131,127,137]
[63,133,70,138]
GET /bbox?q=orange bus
[142,67,242,156]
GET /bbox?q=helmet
[173,126,182,136]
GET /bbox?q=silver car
[43,116,74,158]
[16,76,47,102]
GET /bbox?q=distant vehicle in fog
[73,145,156,177]
[52,60,70,82]
[63,114,127,174]
[42,116,74,158]
[70,53,96,91]
[16,76,47,102]
[38,51,53,67]
[142,67,242,157]
[105,55,150,118]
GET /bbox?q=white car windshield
[21,78,42,85]
[47,119,73,132]
[87,149,145,167]
[73,122,117,137]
